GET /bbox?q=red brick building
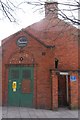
[2,1,79,110]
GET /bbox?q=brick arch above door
[8,51,35,65]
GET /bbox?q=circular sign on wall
[17,37,28,47]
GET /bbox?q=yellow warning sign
[12,82,17,92]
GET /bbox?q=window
[22,70,31,79]
[11,70,19,79]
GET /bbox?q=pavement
[0,107,78,119]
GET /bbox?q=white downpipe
[66,75,69,103]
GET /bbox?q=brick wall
[54,28,78,70]
[78,30,80,108]
[69,72,78,109]
[79,73,80,108]
[0,47,2,106]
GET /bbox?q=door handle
[19,83,21,85]
[9,80,11,82]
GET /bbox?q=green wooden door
[8,67,20,106]
[8,66,34,107]
[20,67,34,107]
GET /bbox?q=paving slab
[0,107,2,120]
[1,106,79,119]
